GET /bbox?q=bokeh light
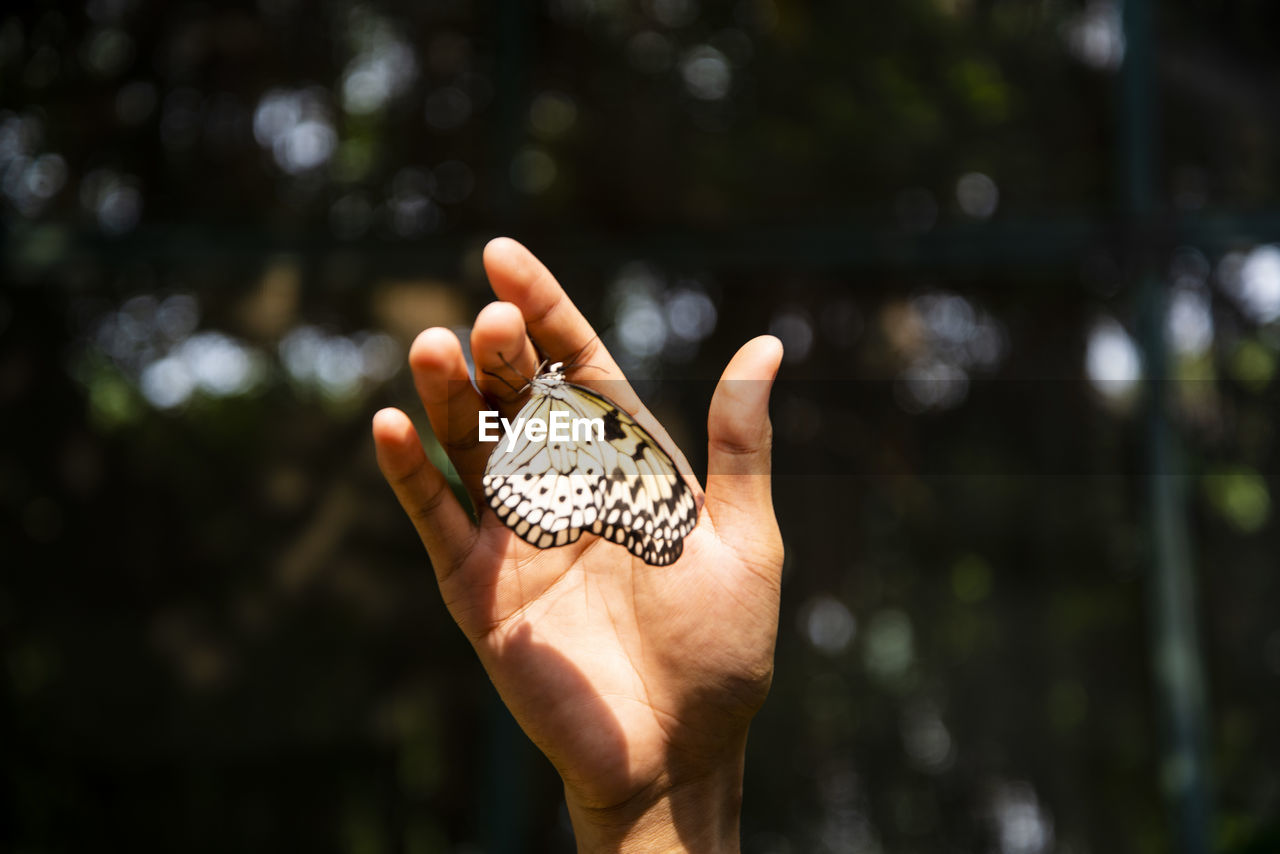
[75,292,402,417]
[664,284,717,344]
[79,168,142,234]
[901,700,953,773]
[887,291,1005,412]
[955,171,998,219]
[1086,316,1142,403]
[769,308,814,364]
[529,91,578,138]
[863,609,915,683]
[799,594,856,656]
[387,167,441,237]
[1064,0,1125,71]
[990,782,1054,854]
[280,325,401,399]
[614,276,668,361]
[1221,245,1280,324]
[340,13,418,116]
[510,146,556,195]
[253,88,337,175]
[1167,287,1213,357]
[139,331,265,410]
[81,26,134,77]
[680,45,732,101]
[627,31,674,73]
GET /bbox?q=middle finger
[471,301,541,416]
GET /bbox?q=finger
[409,327,491,505]
[482,236,626,388]
[372,407,476,582]
[471,301,540,410]
[482,237,700,493]
[705,336,784,559]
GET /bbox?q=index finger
[482,237,623,388]
[480,236,704,499]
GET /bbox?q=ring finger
[408,327,492,507]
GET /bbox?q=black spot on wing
[600,408,626,442]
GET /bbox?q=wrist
[564,746,747,854]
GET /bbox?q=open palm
[372,238,783,850]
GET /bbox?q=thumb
[705,335,784,551]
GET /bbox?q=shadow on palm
[448,517,770,844]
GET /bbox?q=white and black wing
[483,392,601,550]
[482,381,697,566]
[581,388,697,566]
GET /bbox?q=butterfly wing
[482,382,698,566]
[573,386,697,566]
[483,393,600,550]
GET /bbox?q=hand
[372,238,784,852]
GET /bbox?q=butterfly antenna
[560,336,604,376]
[497,350,533,381]
[481,351,529,396]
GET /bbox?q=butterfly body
[482,362,697,566]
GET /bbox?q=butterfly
[481,359,698,566]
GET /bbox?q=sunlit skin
[371,237,783,852]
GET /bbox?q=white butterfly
[482,360,698,566]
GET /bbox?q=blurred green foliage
[3,1,1280,852]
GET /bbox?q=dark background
[3,1,1280,851]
